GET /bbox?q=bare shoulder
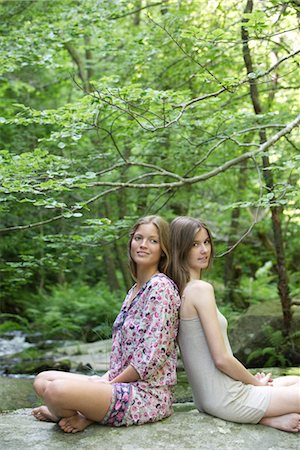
[184,280,214,296]
[180,281,214,318]
[183,280,215,309]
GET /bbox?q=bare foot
[59,413,94,433]
[260,413,300,432]
[32,406,59,422]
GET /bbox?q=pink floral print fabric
[104,273,180,426]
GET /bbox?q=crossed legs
[32,370,113,433]
[259,376,300,432]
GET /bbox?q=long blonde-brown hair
[168,216,214,294]
[128,215,170,280]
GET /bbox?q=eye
[193,242,200,247]
[150,239,159,244]
[204,239,211,245]
[134,235,142,241]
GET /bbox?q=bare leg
[272,376,300,387]
[33,371,90,422]
[34,370,96,389]
[260,414,300,433]
[40,378,113,433]
[259,381,300,432]
[32,371,83,422]
[32,370,108,424]
[264,383,300,416]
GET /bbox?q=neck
[189,268,201,281]
[136,267,159,288]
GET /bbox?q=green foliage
[289,272,300,298]
[240,261,278,304]
[0,0,299,348]
[246,325,300,367]
[26,282,123,341]
[0,314,30,334]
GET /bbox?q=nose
[140,238,148,247]
[200,243,208,253]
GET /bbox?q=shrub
[26,281,123,341]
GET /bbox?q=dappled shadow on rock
[1,408,299,450]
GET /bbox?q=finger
[265,372,272,382]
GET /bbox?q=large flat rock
[53,339,113,372]
[1,406,298,450]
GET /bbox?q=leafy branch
[88,48,299,132]
[1,113,298,234]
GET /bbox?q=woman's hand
[255,372,273,386]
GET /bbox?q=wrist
[252,376,261,386]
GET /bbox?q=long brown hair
[128,215,170,280]
[168,216,214,294]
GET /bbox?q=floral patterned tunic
[103,273,180,426]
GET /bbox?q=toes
[58,418,67,427]
[63,424,76,433]
[59,418,75,433]
[32,408,43,421]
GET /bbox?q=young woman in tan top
[168,216,300,432]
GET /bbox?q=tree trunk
[102,200,121,291]
[241,0,292,334]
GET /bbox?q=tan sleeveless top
[178,308,271,423]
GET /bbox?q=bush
[0,314,31,335]
[239,261,278,304]
[26,282,124,341]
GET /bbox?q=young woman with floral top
[32,215,181,433]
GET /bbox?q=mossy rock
[229,301,300,367]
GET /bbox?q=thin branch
[91,114,300,188]
[264,48,300,77]
[1,114,298,234]
[176,48,300,109]
[0,185,124,233]
[148,15,224,86]
[98,127,128,163]
[217,155,264,257]
[64,43,89,92]
[88,44,299,132]
[109,2,166,20]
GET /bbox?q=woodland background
[0,0,299,366]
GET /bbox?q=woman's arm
[129,277,180,381]
[186,281,270,386]
[109,365,140,384]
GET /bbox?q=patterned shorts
[100,383,133,426]
[100,382,173,427]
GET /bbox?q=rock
[53,339,112,372]
[2,339,113,376]
[228,301,300,367]
[0,377,37,412]
[1,406,299,450]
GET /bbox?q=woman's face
[187,227,211,276]
[130,223,162,271]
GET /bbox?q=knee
[33,371,57,396]
[34,370,53,383]
[43,380,66,406]
[33,371,48,396]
